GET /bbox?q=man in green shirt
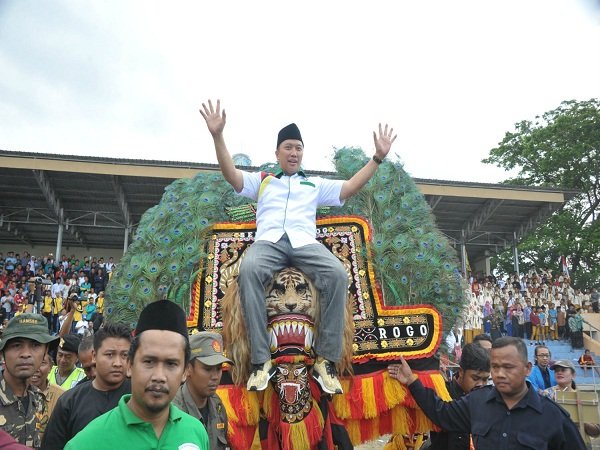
[65,300,208,449]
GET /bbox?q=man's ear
[126,359,132,378]
[92,349,97,364]
[525,361,532,376]
[457,367,464,382]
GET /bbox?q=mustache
[145,385,169,394]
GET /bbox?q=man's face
[3,338,46,380]
[127,330,187,415]
[93,337,130,389]
[187,360,223,401]
[30,354,53,388]
[57,349,78,372]
[457,368,490,393]
[491,345,531,397]
[535,348,551,368]
[79,348,96,380]
[275,139,304,175]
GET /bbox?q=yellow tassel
[262,385,274,418]
[383,433,408,450]
[250,427,262,450]
[217,388,240,424]
[246,391,261,425]
[332,380,352,419]
[414,408,434,433]
[383,372,408,409]
[361,377,378,419]
[345,419,361,444]
[430,373,452,401]
[390,406,411,435]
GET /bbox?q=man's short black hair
[93,322,132,351]
[534,344,551,358]
[492,336,528,363]
[473,333,493,346]
[459,343,490,372]
[78,335,94,354]
[128,331,191,366]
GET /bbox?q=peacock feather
[105,148,467,331]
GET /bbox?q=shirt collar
[120,394,184,426]
[486,381,543,413]
[274,170,306,179]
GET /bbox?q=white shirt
[238,170,345,248]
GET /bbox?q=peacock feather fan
[105,148,467,332]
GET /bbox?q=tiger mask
[222,266,354,386]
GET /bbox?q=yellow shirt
[52,297,63,315]
[73,302,85,322]
[43,295,53,313]
[96,296,104,314]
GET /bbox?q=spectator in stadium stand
[42,323,132,450]
[105,257,115,274]
[527,345,556,393]
[592,288,600,313]
[93,269,106,294]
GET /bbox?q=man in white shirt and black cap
[200,99,397,395]
[174,331,232,449]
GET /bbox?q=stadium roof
[0,150,578,262]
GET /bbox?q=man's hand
[199,99,226,137]
[388,357,417,385]
[373,123,397,160]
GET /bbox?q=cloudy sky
[1,0,598,182]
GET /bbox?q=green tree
[483,99,600,287]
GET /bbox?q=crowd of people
[459,267,599,350]
[0,251,118,336]
[0,300,224,449]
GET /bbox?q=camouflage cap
[0,313,59,351]
[190,331,233,366]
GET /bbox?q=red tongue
[283,384,298,404]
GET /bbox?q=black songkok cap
[277,123,303,148]
[134,300,188,339]
[59,334,81,354]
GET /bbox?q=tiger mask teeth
[267,314,314,353]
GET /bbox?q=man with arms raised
[42,323,132,450]
[174,331,231,449]
[389,336,585,449]
[0,313,58,448]
[200,99,396,394]
[65,300,208,449]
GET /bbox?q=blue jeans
[237,234,348,365]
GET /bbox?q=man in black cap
[47,334,85,390]
[0,313,58,448]
[65,300,209,449]
[200,100,397,394]
[174,331,231,449]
